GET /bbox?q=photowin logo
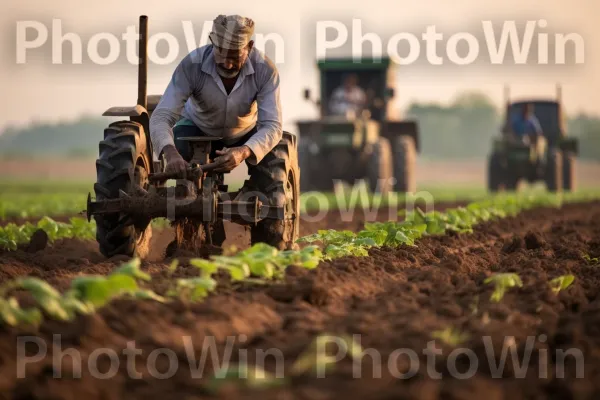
[13,18,585,67]
[316,19,585,65]
[15,333,585,381]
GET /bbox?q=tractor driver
[149,14,282,178]
[328,73,367,117]
[509,103,543,143]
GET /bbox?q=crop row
[0,217,94,251]
[0,191,596,328]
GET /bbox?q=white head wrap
[209,15,255,50]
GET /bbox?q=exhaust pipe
[137,15,148,110]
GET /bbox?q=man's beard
[216,64,240,78]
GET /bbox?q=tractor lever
[149,162,220,182]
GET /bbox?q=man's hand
[214,145,252,172]
[162,145,188,178]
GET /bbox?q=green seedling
[582,254,600,265]
[168,277,217,302]
[431,327,470,346]
[484,273,523,302]
[549,275,575,294]
[290,333,363,376]
[205,364,288,394]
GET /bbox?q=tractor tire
[247,132,300,250]
[366,137,393,194]
[392,136,417,193]
[488,152,519,192]
[487,153,504,192]
[562,151,577,192]
[94,121,152,259]
[545,149,563,193]
[298,138,325,192]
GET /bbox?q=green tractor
[487,86,578,193]
[296,57,420,194]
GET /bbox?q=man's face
[523,103,534,117]
[212,42,252,78]
[344,75,357,89]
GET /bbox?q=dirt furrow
[0,202,599,399]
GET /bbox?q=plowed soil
[1,202,600,399]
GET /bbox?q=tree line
[0,91,598,161]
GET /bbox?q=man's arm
[529,116,543,136]
[242,59,283,165]
[328,87,344,114]
[149,51,198,159]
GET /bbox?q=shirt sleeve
[530,116,543,135]
[243,60,283,165]
[328,88,346,114]
[149,50,199,158]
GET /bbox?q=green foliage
[168,277,217,302]
[189,243,324,280]
[549,275,575,294]
[206,333,363,392]
[290,334,363,376]
[1,190,599,328]
[0,258,160,326]
[297,229,381,259]
[582,254,600,265]
[296,192,598,260]
[484,273,523,302]
[206,365,288,393]
[431,327,470,346]
[0,217,95,250]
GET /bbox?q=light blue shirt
[150,45,282,165]
[510,114,542,137]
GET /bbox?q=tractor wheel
[392,136,417,193]
[94,121,152,259]
[366,137,393,194]
[562,151,577,192]
[247,132,300,250]
[487,153,503,192]
[488,152,519,192]
[545,149,563,192]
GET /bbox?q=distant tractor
[296,57,420,194]
[487,86,578,193]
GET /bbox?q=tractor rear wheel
[94,121,152,259]
[562,151,577,192]
[392,136,417,193]
[246,132,300,250]
[298,138,329,192]
[367,137,393,194]
[545,149,563,192]
[488,152,504,192]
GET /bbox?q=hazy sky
[1,0,598,134]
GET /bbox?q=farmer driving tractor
[508,103,543,144]
[150,14,282,177]
[506,102,546,167]
[328,73,367,117]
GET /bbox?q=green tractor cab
[488,86,578,192]
[296,57,420,193]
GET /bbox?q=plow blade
[86,191,286,225]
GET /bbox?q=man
[328,73,366,116]
[150,14,282,177]
[150,15,298,251]
[509,103,543,143]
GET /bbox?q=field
[1,175,600,399]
